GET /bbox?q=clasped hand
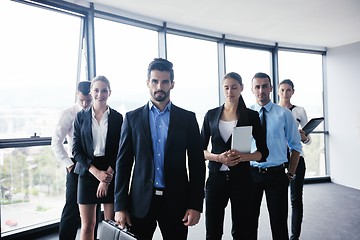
[218,150,242,166]
[95,170,113,183]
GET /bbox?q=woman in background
[278,79,311,240]
[201,72,268,240]
[73,75,123,240]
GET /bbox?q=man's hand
[66,164,74,173]
[115,211,132,229]
[182,209,201,226]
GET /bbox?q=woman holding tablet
[200,72,268,239]
[278,79,311,240]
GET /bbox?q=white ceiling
[80,0,360,49]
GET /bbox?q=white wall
[326,41,360,190]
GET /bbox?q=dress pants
[130,193,188,240]
[59,168,81,240]
[290,157,306,240]
[249,168,289,240]
[59,167,99,240]
[205,170,253,240]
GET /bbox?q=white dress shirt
[51,103,82,168]
[92,107,109,157]
[290,105,312,157]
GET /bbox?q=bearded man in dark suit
[114,58,205,240]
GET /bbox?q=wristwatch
[287,172,296,180]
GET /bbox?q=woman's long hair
[223,72,249,125]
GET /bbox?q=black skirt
[77,156,114,204]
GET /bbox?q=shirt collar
[91,106,110,117]
[254,101,273,112]
[148,100,172,113]
[75,102,83,112]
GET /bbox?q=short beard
[153,91,168,102]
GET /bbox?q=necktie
[261,107,267,135]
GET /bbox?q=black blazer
[114,103,205,219]
[72,107,123,176]
[201,104,268,173]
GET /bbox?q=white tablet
[231,126,253,153]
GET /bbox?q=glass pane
[0,1,84,139]
[1,146,66,234]
[303,134,326,177]
[278,51,324,121]
[225,46,272,107]
[94,18,159,115]
[278,51,326,177]
[166,34,219,124]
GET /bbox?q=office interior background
[0,0,359,238]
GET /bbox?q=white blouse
[218,119,237,171]
[92,108,109,157]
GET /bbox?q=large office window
[0,1,85,235]
[225,46,272,107]
[278,50,326,177]
[166,34,219,124]
[1,0,328,238]
[94,18,159,115]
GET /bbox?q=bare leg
[103,203,114,220]
[79,203,97,240]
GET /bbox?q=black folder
[302,117,324,136]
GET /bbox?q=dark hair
[77,81,91,95]
[279,79,294,89]
[252,72,272,86]
[224,72,243,85]
[223,72,249,123]
[147,58,174,82]
[91,75,111,91]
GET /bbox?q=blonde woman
[73,75,123,240]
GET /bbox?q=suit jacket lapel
[105,108,114,154]
[214,105,224,141]
[84,109,94,157]
[141,104,153,155]
[165,104,179,154]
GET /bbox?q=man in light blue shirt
[249,72,302,240]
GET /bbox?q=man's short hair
[77,81,91,95]
[147,58,174,82]
[252,72,272,86]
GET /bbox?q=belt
[252,163,286,173]
[154,188,164,196]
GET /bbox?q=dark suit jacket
[201,104,268,173]
[72,107,123,176]
[114,103,205,219]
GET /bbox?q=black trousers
[59,167,99,240]
[290,157,306,240]
[131,193,188,240]
[59,168,81,240]
[249,168,289,240]
[205,170,253,240]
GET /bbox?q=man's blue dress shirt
[250,101,302,168]
[149,101,171,189]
